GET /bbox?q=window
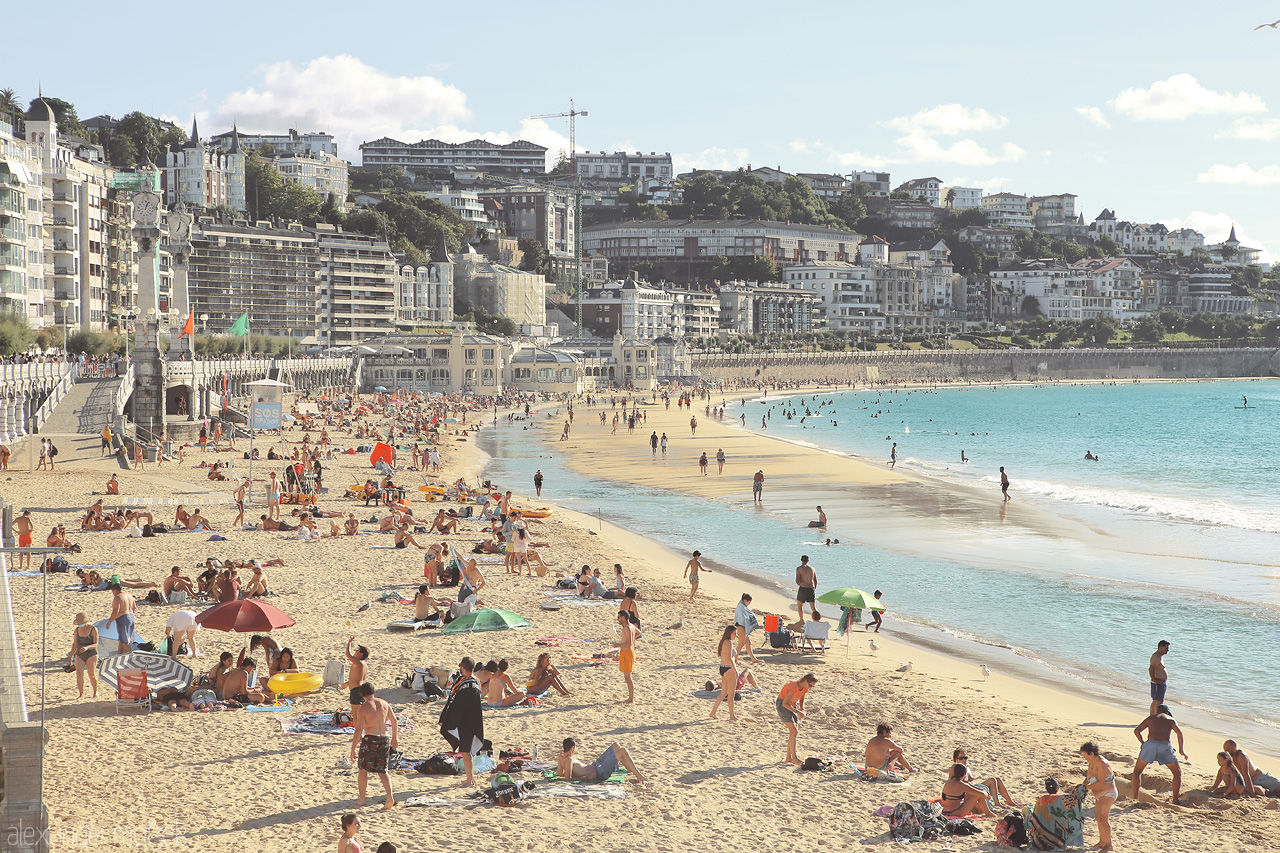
[560,368,573,382]
[515,368,531,380]
[538,368,553,381]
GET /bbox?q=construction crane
[529,101,589,329]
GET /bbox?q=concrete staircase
[38,377,120,435]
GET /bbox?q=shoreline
[494,395,1280,763]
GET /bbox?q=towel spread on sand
[278,711,413,735]
[402,785,628,808]
[690,688,762,700]
[540,769,628,785]
[244,699,294,713]
[541,590,614,607]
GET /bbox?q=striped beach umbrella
[97,652,194,691]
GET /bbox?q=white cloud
[208,55,570,168]
[1108,74,1266,121]
[883,104,1008,136]
[1161,211,1273,262]
[1216,117,1280,141]
[894,136,1025,167]
[1075,106,1110,128]
[1196,163,1280,185]
[672,147,750,173]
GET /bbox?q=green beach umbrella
[441,608,532,634]
[817,588,887,611]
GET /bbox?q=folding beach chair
[800,621,830,654]
[115,668,152,714]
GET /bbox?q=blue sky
[11,1,1280,259]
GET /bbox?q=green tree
[950,241,989,275]
[549,151,570,177]
[629,261,656,281]
[945,188,957,209]
[1020,295,1043,317]
[1157,309,1187,333]
[889,189,913,200]
[829,193,867,230]
[1131,315,1165,343]
[116,111,160,161]
[395,238,427,266]
[1096,235,1120,256]
[318,193,345,227]
[1261,319,1280,345]
[0,312,34,355]
[954,208,987,227]
[731,255,780,282]
[108,135,139,168]
[244,153,283,220]
[516,236,548,273]
[158,125,188,151]
[1080,316,1118,345]
[0,88,20,130]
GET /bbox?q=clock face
[133,192,160,225]
[170,214,191,242]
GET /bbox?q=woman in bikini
[1210,750,1249,799]
[953,748,1022,808]
[941,763,996,817]
[270,647,299,677]
[710,625,738,721]
[1081,741,1117,851]
[527,652,571,697]
[337,813,362,853]
[66,613,99,699]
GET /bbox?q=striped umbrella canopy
[97,652,194,691]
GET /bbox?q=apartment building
[783,261,884,337]
[896,177,942,206]
[982,193,1032,229]
[453,246,548,327]
[796,172,852,201]
[311,225,397,345]
[668,287,720,340]
[188,218,320,337]
[956,226,1018,259]
[360,331,511,394]
[891,239,955,315]
[395,259,455,328]
[415,188,487,230]
[580,278,677,340]
[572,151,673,181]
[582,219,861,282]
[0,120,44,326]
[990,260,1086,321]
[359,137,547,175]
[210,128,338,157]
[478,185,575,257]
[1028,193,1077,229]
[852,171,891,197]
[942,186,983,211]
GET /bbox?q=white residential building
[891,239,955,315]
[580,278,677,340]
[982,193,1032,229]
[211,128,338,157]
[312,225,397,345]
[1028,193,1078,229]
[942,186,983,210]
[956,226,1018,258]
[416,188,487,230]
[1165,227,1205,254]
[453,246,548,327]
[990,260,1086,321]
[395,260,454,327]
[359,137,548,174]
[852,171,891,197]
[571,151,673,181]
[0,120,45,326]
[274,151,349,205]
[897,177,942,206]
[797,172,852,201]
[783,260,884,336]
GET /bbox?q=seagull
[667,618,684,630]
[356,602,372,613]
[869,639,880,655]
[1256,18,1280,29]
[896,661,913,673]
[980,664,991,681]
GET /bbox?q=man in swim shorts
[350,683,398,809]
[1148,640,1170,715]
[1225,739,1280,796]
[559,737,645,781]
[1132,704,1187,805]
[616,609,635,704]
[795,555,818,624]
[752,470,764,504]
[105,582,137,654]
[13,510,33,570]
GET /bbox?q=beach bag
[332,710,354,728]
[415,754,459,775]
[768,630,793,649]
[995,812,1028,847]
[401,667,431,693]
[946,819,982,836]
[49,443,58,457]
[802,757,833,771]
[556,578,577,590]
[487,773,533,807]
[44,556,70,573]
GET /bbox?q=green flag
[228,313,249,337]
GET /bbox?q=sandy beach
[5,393,1279,853]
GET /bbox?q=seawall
[691,346,1280,386]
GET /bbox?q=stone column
[0,399,10,444]
[130,191,166,438]
[13,393,26,438]
[167,241,192,359]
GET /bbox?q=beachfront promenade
[692,345,1280,386]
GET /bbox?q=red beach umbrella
[195,600,296,633]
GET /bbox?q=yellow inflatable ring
[520,507,553,518]
[267,672,324,696]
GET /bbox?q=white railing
[114,363,134,417]
[0,360,74,386]
[32,361,79,431]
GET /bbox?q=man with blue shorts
[558,737,645,781]
[1148,639,1170,715]
[1132,704,1187,805]
[105,582,137,654]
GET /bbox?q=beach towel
[387,619,438,632]
[734,601,760,634]
[1025,785,1087,850]
[541,590,613,607]
[439,676,485,755]
[540,769,628,785]
[244,699,294,713]
[8,571,45,578]
[690,687,761,700]
[278,711,413,735]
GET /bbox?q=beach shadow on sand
[174,800,356,840]
[676,763,774,784]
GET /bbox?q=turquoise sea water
[480,380,1280,751]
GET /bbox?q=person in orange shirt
[777,673,818,766]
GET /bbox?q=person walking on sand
[232,479,247,528]
[533,469,544,498]
[889,442,897,468]
[439,657,485,786]
[716,448,726,474]
[690,415,697,435]
[710,625,738,721]
[999,466,1011,502]
[778,673,817,766]
[105,582,137,655]
[650,431,658,458]
[795,555,818,624]
[616,609,636,704]
[698,452,708,476]
[683,550,706,602]
[1132,704,1187,805]
[752,469,764,504]
[660,433,668,458]
[1148,639,1170,715]
[350,683,399,810]
[868,589,884,632]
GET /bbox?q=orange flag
[179,310,194,338]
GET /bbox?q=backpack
[802,756,833,771]
[332,710,354,728]
[49,443,58,457]
[401,667,430,692]
[415,754,459,775]
[44,556,70,573]
[995,812,1028,847]
[486,772,533,806]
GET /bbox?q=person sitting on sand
[163,567,196,600]
[220,658,273,705]
[261,515,297,532]
[175,505,191,528]
[483,660,527,707]
[393,521,426,550]
[941,763,996,817]
[185,508,216,531]
[527,652,571,697]
[954,748,1021,808]
[48,526,76,549]
[249,634,282,671]
[430,509,459,534]
[197,565,219,596]
[245,564,269,597]
[207,462,227,481]
[344,513,360,536]
[207,651,235,695]
[558,738,644,782]
[215,569,239,603]
[106,474,120,495]
[377,512,398,532]
[270,647,299,677]
[1224,740,1280,796]
[1211,750,1250,798]
[865,723,915,780]
[412,586,448,622]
